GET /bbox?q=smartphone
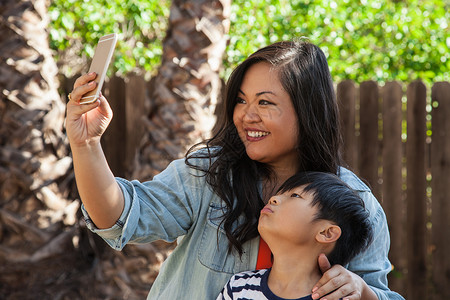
[80,33,118,104]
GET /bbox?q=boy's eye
[290,193,301,198]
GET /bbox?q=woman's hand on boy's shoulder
[311,254,377,300]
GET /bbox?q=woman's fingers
[69,81,97,103]
[312,265,362,300]
[70,72,98,103]
[318,284,359,300]
[74,72,97,89]
[67,99,100,119]
[312,270,343,299]
[318,253,332,273]
[96,94,113,120]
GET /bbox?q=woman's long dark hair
[186,40,343,255]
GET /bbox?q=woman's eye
[290,193,301,198]
[259,100,273,105]
[236,97,246,104]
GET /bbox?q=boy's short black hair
[277,171,373,266]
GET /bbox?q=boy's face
[258,185,322,246]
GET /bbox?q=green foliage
[49,0,448,83]
[49,0,170,76]
[226,0,449,83]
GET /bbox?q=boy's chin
[257,223,270,239]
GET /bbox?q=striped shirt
[216,269,314,300]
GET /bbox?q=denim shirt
[82,157,404,300]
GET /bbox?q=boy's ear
[316,224,341,244]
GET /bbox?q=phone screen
[80,33,118,104]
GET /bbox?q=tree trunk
[0,0,75,257]
[0,0,80,297]
[133,0,231,180]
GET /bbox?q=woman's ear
[316,224,341,244]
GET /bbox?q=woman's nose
[242,104,261,123]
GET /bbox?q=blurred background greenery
[49,0,449,84]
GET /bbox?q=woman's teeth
[247,131,269,138]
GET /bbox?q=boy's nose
[268,196,280,205]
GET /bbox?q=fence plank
[430,82,450,300]
[382,81,406,296]
[337,80,357,171]
[359,81,381,199]
[406,81,427,300]
[102,76,126,177]
[125,75,148,173]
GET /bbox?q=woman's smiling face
[233,62,299,171]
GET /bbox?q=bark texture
[133,0,230,180]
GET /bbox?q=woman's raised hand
[66,72,113,148]
[65,72,123,229]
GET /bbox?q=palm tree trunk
[0,0,74,271]
[133,0,231,180]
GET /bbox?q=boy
[217,172,373,300]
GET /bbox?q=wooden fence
[338,80,450,300]
[63,77,450,299]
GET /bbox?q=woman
[66,40,403,300]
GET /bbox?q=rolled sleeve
[80,177,133,249]
[81,158,205,251]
